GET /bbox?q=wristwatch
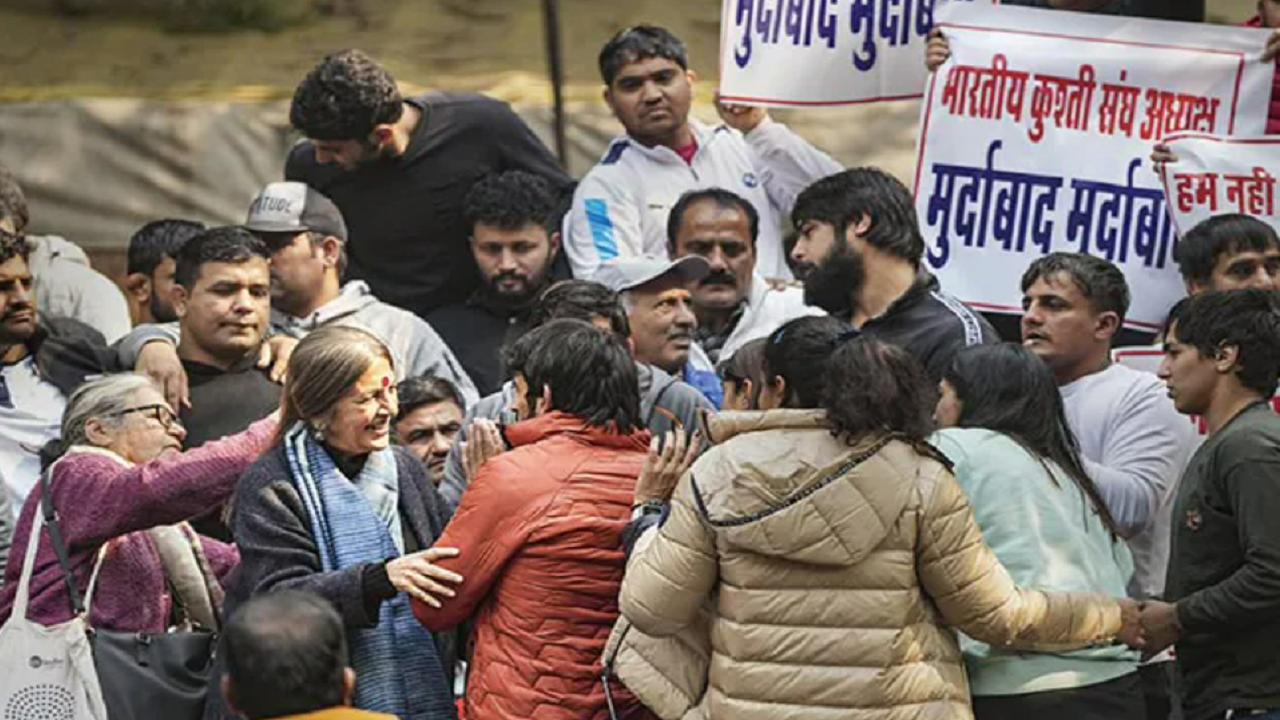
[630,500,666,522]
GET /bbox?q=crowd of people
[0,11,1278,720]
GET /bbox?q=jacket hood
[695,410,916,567]
[271,281,378,333]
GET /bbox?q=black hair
[396,375,465,422]
[598,25,689,86]
[174,226,269,289]
[503,319,641,432]
[464,170,558,236]
[222,591,348,719]
[1175,213,1280,288]
[290,49,404,141]
[0,229,29,266]
[764,315,854,408]
[0,165,29,233]
[1021,252,1130,324]
[528,279,631,339]
[717,337,768,409]
[127,219,207,276]
[1167,288,1280,398]
[823,337,936,445]
[944,343,1121,538]
[666,187,760,256]
[791,168,925,265]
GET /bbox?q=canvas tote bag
[0,508,110,720]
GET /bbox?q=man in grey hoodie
[116,182,479,407]
[439,279,713,511]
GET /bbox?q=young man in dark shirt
[426,170,565,395]
[789,167,997,380]
[285,50,572,319]
[1148,288,1280,720]
[172,227,282,539]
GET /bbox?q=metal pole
[542,0,568,166]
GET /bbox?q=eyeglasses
[108,404,183,430]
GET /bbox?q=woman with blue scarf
[205,326,462,720]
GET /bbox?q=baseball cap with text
[245,181,347,243]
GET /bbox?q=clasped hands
[1116,598,1181,660]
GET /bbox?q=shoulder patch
[602,142,630,165]
[930,291,985,347]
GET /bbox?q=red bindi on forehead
[381,375,391,388]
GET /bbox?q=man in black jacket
[1147,288,1280,720]
[789,168,997,380]
[286,50,572,319]
[426,170,566,395]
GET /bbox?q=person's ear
[686,69,699,98]
[124,273,152,305]
[1185,278,1205,295]
[548,230,562,260]
[319,236,343,270]
[371,125,395,149]
[341,667,357,706]
[171,285,190,320]
[845,215,872,245]
[538,384,553,414]
[741,378,757,410]
[1214,343,1241,375]
[1095,311,1121,341]
[602,86,617,114]
[83,417,113,448]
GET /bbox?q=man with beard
[597,255,723,406]
[428,171,566,395]
[125,218,206,325]
[565,25,842,280]
[667,188,821,366]
[286,49,571,319]
[790,168,996,380]
[0,230,115,509]
[394,376,465,487]
[117,183,478,408]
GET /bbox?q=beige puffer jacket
[617,410,1124,720]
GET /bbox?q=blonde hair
[276,326,392,445]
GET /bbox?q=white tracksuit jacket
[564,118,842,280]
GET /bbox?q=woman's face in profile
[933,380,963,428]
[90,385,186,464]
[324,355,399,457]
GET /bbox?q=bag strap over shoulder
[38,464,110,622]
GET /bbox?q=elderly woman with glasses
[205,326,462,720]
[0,372,277,633]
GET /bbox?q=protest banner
[718,0,994,106]
[1160,133,1280,236]
[914,3,1273,331]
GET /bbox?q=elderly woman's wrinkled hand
[387,547,463,608]
[634,430,701,506]
[461,419,505,481]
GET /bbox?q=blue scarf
[285,424,456,720]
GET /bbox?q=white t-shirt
[1060,362,1196,599]
[0,356,66,514]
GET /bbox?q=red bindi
[382,376,391,388]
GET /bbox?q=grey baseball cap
[594,255,711,293]
[245,181,347,242]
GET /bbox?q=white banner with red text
[914,3,1273,332]
[1161,133,1280,237]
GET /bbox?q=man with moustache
[789,168,996,380]
[117,183,478,408]
[565,25,842,280]
[428,171,567,395]
[596,255,722,406]
[0,230,115,509]
[666,188,821,366]
[171,227,282,539]
[394,376,465,487]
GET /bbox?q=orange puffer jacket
[414,411,657,720]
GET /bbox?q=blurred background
[0,0,1243,282]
